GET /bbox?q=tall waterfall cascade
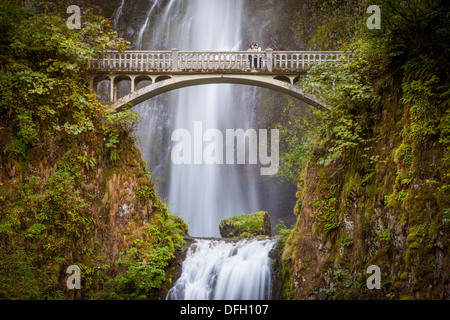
[131,0,259,237]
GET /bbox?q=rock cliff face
[0,125,189,299]
[219,212,272,238]
[282,86,449,300]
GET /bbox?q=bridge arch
[273,75,291,84]
[135,75,153,88]
[155,75,172,83]
[114,75,133,100]
[107,74,327,111]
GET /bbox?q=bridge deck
[90,49,350,74]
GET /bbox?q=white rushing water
[132,0,260,237]
[111,0,124,30]
[166,238,277,300]
[135,0,160,50]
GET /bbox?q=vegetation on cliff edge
[279,0,449,299]
[0,3,188,299]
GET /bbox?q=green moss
[409,241,420,249]
[394,143,412,166]
[239,232,255,238]
[400,272,409,281]
[219,211,271,238]
[406,231,417,244]
[341,169,360,200]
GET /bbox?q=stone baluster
[92,50,349,74]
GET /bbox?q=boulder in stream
[219,211,271,238]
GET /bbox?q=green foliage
[342,236,353,248]
[319,118,365,166]
[378,228,391,242]
[111,247,170,300]
[320,268,367,300]
[366,0,449,79]
[401,75,442,143]
[78,155,97,171]
[107,212,188,299]
[255,92,323,184]
[101,108,142,164]
[273,220,293,245]
[277,134,312,183]
[395,143,412,166]
[285,0,449,300]
[0,3,188,300]
[444,208,450,225]
[0,3,129,162]
[136,183,155,204]
[0,168,94,298]
[313,196,340,234]
[291,0,366,50]
[290,38,383,180]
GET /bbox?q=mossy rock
[219,211,271,238]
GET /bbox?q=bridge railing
[90,49,350,73]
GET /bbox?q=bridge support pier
[109,75,115,103]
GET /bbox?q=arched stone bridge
[90,49,350,111]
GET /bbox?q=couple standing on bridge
[247,43,262,69]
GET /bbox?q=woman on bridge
[247,44,256,69]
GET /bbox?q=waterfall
[135,0,160,50]
[111,0,284,301]
[111,0,124,30]
[133,0,259,237]
[166,238,277,300]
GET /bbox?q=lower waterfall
[166,238,278,300]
